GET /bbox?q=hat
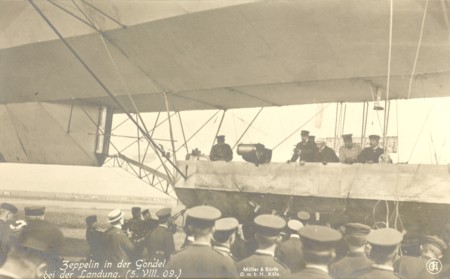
[422,235,447,251]
[342,134,353,140]
[107,209,123,223]
[345,223,371,236]
[215,217,239,233]
[367,228,403,247]
[142,209,150,216]
[254,214,286,236]
[297,211,311,221]
[156,208,172,220]
[216,135,225,140]
[369,135,380,141]
[299,225,342,251]
[287,219,304,231]
[85,215,97,225]
[301,130,310,136]
[24,206,45,217]
[19,220,64,255]
[132,207,141,217]
[187,206,221,228]
[0,203,17,214]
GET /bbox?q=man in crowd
[85,215,105,263]
[103,209,135,265]
[358,135,384,164]
[213,217,239,261]
[230,224,248,261]
[237,214,290,278]
[330,223,373,278]
[290,130,316,163]
[275,219,305,273]
[144,208,175,261]
[313,138,339,163]
[0,203,17,262]
[166,205,238,278]
[142,209,159,235]
[210,135,233,162]
[293,225,342,278]
[339,134,362,164]
[297,211,311,226]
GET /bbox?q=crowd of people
[1,201,450,279]
[210,131,389,165]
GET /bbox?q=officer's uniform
[166,206,238,278]
[275,220,305,273]
[210,135,233,162]
[330,223,374,279]
[103,209,134,264]
[230,233,248,261]
[213,217,239,261]
[237,214,290,278]
[85,215,105,262]
[142,209,159,235]
[356,228,403,279]
[290,130,316,163]
[314,144,339,163]
[357,135,384,163]
[339,134,362,164]
[0,203,17,262]
[292,225,342,279]
[144,208,175,261]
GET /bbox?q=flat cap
[287,219,304,231]
[254,214,286,236]
[300,225,342,251]
[422,235,447,251]
[19,220,64,255]
[345,223,371,236]
[107,209,123,223]
[24,206,45,216]
[297,211,311,221]
[216,135,225,139]
[0,203,17,214]
[215,217,239,232]
[342,134,353,140]
[369,135,380,140]
[156,208,172,220]
[367,228,403,247]
[187,206,221,228]
[301,130,310,136]
[85,215,97,225]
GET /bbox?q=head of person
[85,215,98,229]
[0,203,18,222]
[108,209,124,227]
[216,135,225,144]
[301,130,310,143]
[24,207,45,221]
[297,211,311,226]
[0,220,63,279]
[287,219,303,237]
[187,206,221,242]
[342,134,353,148]
[316,139,326,150]
[253,214,285,250]
[420,235,447,259]
[299,225,342,265]
[308,136,316,143]
[344,223,371,251]
[142,209,151,220]
[131,207,142,220]
[368,135,380,148]
[213,217,239,248]
[367,228,403,265]
[156,208,172,224]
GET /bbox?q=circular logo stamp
[426,258,442,275]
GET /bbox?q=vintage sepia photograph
[1,0,450,278]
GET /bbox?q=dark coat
[237,251,290,279]
[275,236,305,273]
[394,256,426,279]
[144,225,175,261]
[290,141,317,162]
[314,146,339,163]
[85,228,105,262]
[330,252,374,279]
[357,147,384,163]
[292,266,332,279]
[355,266,400,279]
[103,226,134,264]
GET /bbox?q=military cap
[345,223,371,236]
[24,206,45,217]
[187,205,221,228]
[287,219,303,231]
[254,214,286,236]
[215,217,239,233]
[367,228,403,247]
[156,208,172,220]
[107,209,123,223]
[142,209,150,216]
[0,203,18,214]
[342,134,353,140]
[297,211,311,221]
[85,215,97,225]
[308,135,316,142]
[19,220,64,255]
[301,130,310,136]
[300,225,342,251]
[422,235,447,251]
[216,135,225,140]
[369,135,380,141]
[131,207,141,217]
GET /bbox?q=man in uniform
[330,223,373,278]
[358,135,384,164]
[144,208,175,261]
[313,138,339,163]
[103,209,135,265]
[356,228,403,279]
[237,214,291,278]
[142,209,159,235]
[166,205,238,278]
[339,134,362,164]
[275,219,305,273]
[0,220,64,279]
[0,203,17,262]
[24,206,45,221]
[292,225,342,278]
[85,215,105,263]
[290,130,316,163]
[127,207,147,243]
[210,135,233,162]
[230,224,248,261]
[213,217,239,261]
